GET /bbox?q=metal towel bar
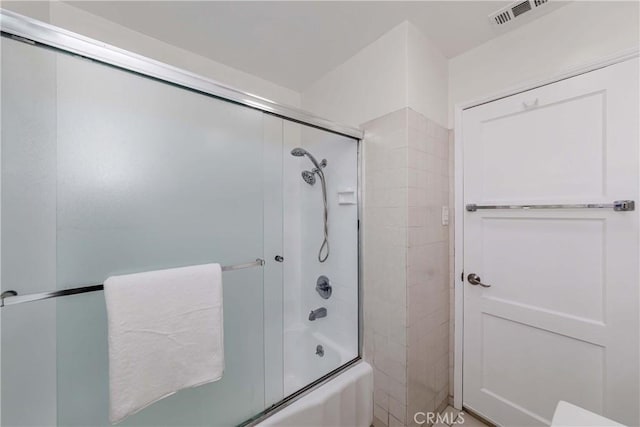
[466,200,635,212]
[0,258,265,307]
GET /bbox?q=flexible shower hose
[318,169,329,263]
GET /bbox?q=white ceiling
[66,1,569,91]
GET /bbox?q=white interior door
[462,58,639,427]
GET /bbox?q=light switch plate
[441,206,449,226]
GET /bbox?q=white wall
[448,1,640,127]
[302,21,449,129]
[301,22,409,128]
[1,0,50,21]
[2,1,301,107]
[407,24,449,129]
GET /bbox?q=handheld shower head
[290,147,325,172]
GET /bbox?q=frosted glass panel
[1,37,58,427]
[1,37,268,427]
[54,51,265,427]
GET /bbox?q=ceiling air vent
[493,10,512,25]
[489,0,551,26]
[511,1,532,17]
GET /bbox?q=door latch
[467,273,491,288]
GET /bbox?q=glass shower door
[1,28,360,427]
[1,35,275,426]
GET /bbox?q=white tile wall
[448,130,455,401]
[362,108,408,427]
[362,108,451,427]
[406,109,450,426]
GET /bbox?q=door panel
[482,217,605,322]
[481,314,604,424]
[480,91,606,201]
[463,59,639,426]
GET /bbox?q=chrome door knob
[467,273,491,288]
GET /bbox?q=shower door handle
[467,273,491,288]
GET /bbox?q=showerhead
[291,147,307,157]
[290,147,325,172]
[302,170,316,185]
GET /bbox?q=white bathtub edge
[257,361,373,427]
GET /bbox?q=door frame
[452,47,640,411]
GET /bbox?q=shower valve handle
[274,255,284,262]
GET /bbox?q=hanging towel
[104,263,224,424]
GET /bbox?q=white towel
[104,263,224,424]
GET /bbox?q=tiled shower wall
[362,108,451,427]
[363,108,409,427]
[405,109,451,425]
[448,130,455,401]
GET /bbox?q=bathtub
[283,327,354,395]
[258,360,373,427]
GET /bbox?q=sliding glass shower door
[2,35,269,426]
[1,29,359,427]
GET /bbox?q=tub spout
[309,307,327,321]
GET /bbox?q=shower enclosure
[0,10,361,426]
